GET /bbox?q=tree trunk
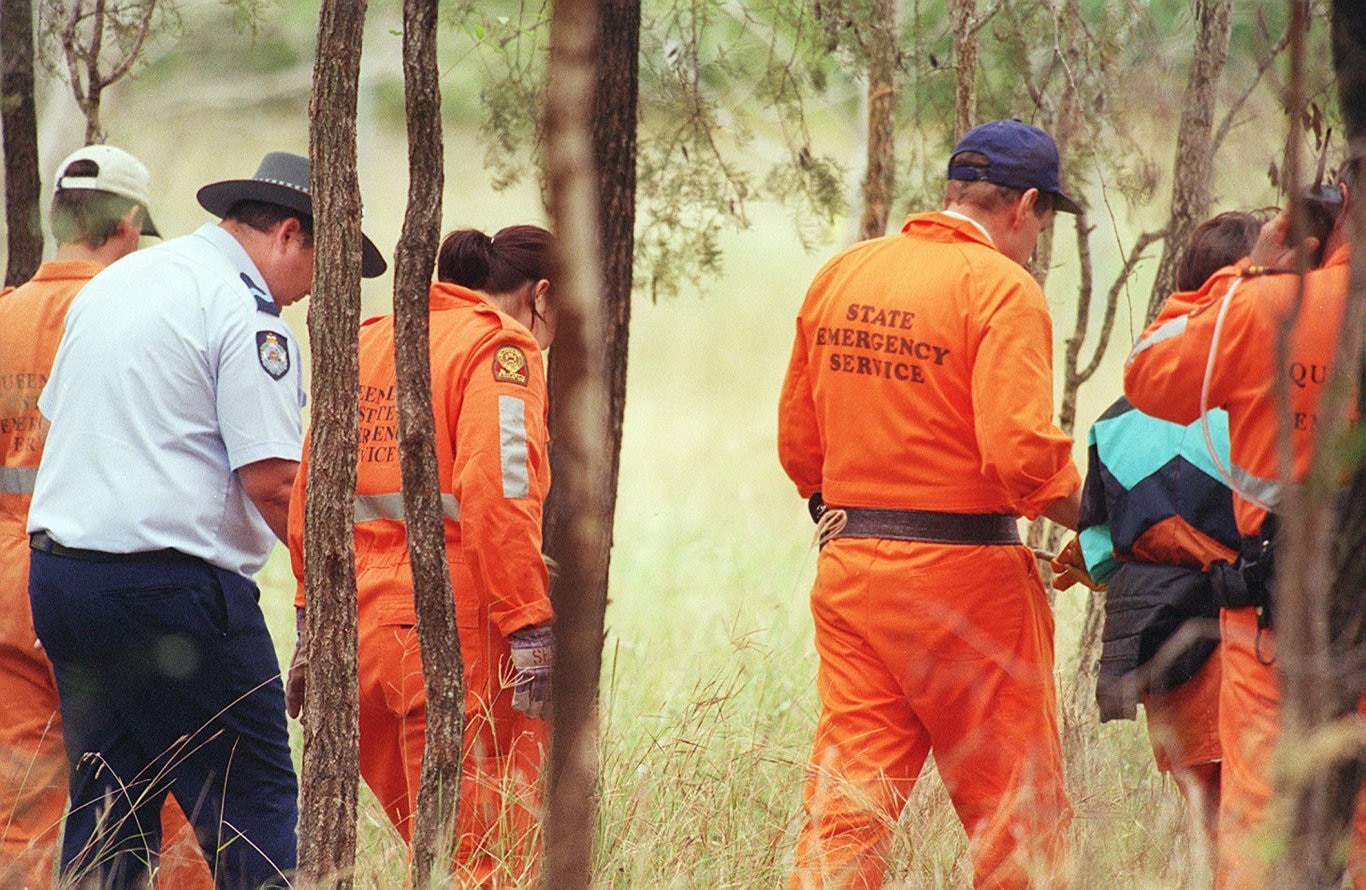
[1145,0,1234,324]
[858,0,895,241]
[1271,1,1366,883]
[544,0,638,559]
[541,0,614,883]
[2,0,43,285]
[296,0,367,883]
[948,0,977,139]
[391,1,461,884]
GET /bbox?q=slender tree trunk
[1272,2,1366,883]
[2,0,42,285]
[541,0,612,883]
[297,0,367,882]
[948,0,977,139]
[390,1,460,884]
[58,0,153,145]
[1146,0,1234,323]
[858,0,895,241]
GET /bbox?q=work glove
[286,607,307,720]
[508,623,554,720]
[1049,536,1107,592]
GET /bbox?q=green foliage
[441,0,852,301]
[125,3,302,86]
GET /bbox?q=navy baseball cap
[947,119,1082,215]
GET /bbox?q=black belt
[29,531,191,564]
[826,507,1021,546]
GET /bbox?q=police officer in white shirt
[27,151,385,887]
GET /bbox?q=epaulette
[241,272,280,316]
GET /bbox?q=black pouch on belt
[1209,514,1277,629]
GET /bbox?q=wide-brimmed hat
[54,144,161,237]
[197,151,387,277]
[947,119,1082,215]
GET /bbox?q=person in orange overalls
[287,225,556,884]
[1068,211,1263,852]
[0,146,210,888]
[778,119,1083,888]
[1124,186,1359,887]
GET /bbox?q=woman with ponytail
[288,225,556,883]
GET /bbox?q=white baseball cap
[53,144,159,237]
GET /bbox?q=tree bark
[2,0,43,285]
[1271,1,1366,883]
[541,0,613,883]
[948,0,977,139]
[390,1,460,884]
[1145,0,1234,324]
[296,0,367,883]
[858,0,895,241]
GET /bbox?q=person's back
[782,213,1072,514]
[30,232,299,571]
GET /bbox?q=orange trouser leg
[0,531,212,889]
[791,539,1070,890]
[1217,607,1366,889]
[0,619,67,888]
[357,620,547,886]
[153,798,214,888]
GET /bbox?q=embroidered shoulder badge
[257,330,291,380]
[493,344,529,386]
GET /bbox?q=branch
[1074,227,1165,385]
[1212,11,1293,155]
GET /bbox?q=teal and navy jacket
[1078,396,1240,720]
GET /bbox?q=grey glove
[508,623,554,720]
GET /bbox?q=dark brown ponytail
[437,224,553,294]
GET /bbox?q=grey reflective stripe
[354,492,460,523]
[499,395,530,499]
[0,466,37,494]
[1126,315,1188,365]
[1230,464,1281,511]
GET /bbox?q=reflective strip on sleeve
[354,492,460,523]
[499,394,530,499]
[0,466,37,494]
[1126,315,1188,366]
[1230,463,1280,512]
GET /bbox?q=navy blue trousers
[28,549,297,888]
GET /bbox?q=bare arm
[237,457,300,543]
[1041,488,1081,531]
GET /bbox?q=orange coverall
[0,263,210,887]
[778,212,1080,888]
[1124,245,1360,887]
[288,281,554,883]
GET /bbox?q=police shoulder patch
[257,330,291,380]
[492,343,529,386]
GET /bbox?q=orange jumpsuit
[778,212,1080,888]
[1124,246,1361,887]
[0,262,210,887]
[288,281,554,883]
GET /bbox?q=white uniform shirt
[29,223,306,577]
